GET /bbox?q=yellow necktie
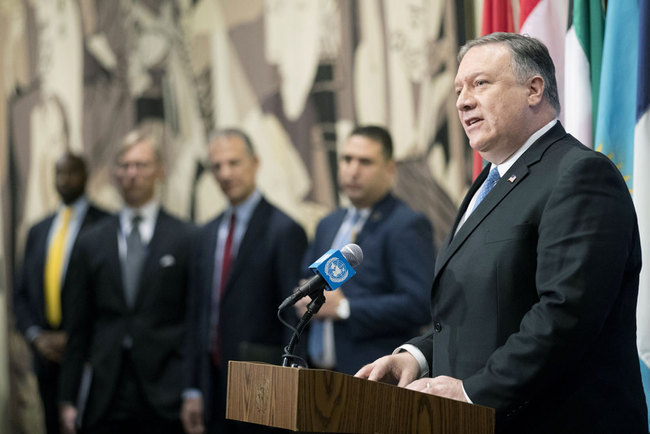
[44,207,72,328]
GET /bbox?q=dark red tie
[213,212,236,366]
[220,212,237,294]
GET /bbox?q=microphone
[278,243,363,311]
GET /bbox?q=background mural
[0,1,481,432]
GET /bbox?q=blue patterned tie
[472,167,501,212]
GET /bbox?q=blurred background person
[297,125,435,375]
[181,129,307,434]
[58,128,194,434]
[13,153,109,434]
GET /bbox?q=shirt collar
[228,189,262,224]
[60,195,89,216]
[120,199,159,230]
[492,118,558,176]
[347,206,371,219]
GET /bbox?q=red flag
[482,0,515,35]
[471,0,515,179]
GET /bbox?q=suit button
[434,322,442,332]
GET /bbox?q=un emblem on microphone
[324,257,349,283]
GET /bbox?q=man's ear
[527,76,545,107]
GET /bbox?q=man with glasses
[59,126,194,434]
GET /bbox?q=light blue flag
[594,1,639,191]
[633,0,650,429]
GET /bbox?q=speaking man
[356,33,647,434]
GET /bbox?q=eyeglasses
[116,161,155,172]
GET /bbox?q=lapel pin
[508,175,517,183]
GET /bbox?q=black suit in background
[59,209,193,433]
[184,197,307,434]
[409,123,647,433]
[14,203,109,434]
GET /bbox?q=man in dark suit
[356,33,647,433]
[14,153,109,434]
[181,128,307,434]
[59,127,193,434]
[296,125,435,375]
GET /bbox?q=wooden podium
[226,361,494,433]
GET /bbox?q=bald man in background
[182,129,307,434]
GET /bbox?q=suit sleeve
[59,238,93,404]
[346,214,435,340]
[463,155,639,410]
[13,226,41,337]
[182,227,206,391]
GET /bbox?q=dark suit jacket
[183,197,307,421]
[14,204,110,339]
[409,123,647,433]
[306,193,435,375]
[13,203,109,434]
[59,209,194,428]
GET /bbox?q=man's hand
[354,352,420,387]
[314,290,345,319]
[59,403,77,434]
[405,376,467,402]
[34,331,67,363]
[181,396,205,434]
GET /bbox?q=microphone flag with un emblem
[309,249,356,290]
[278,244,362,311]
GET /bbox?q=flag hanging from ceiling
[474,0,515,179]
[634,0,650,428]
[563,0,605,148]
[519,0,569,124]
[594,1,638,191]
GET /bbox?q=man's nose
[456,87,474,111]
[126,164,140,177]
[348,159,361,175]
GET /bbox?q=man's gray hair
[458,32,561,115]
[117,123,163,164]
[207,128,256,157]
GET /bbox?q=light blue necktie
[472,167,501,212]
[308,210,360,367]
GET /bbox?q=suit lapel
[133,209,166,309]
[355,194,395,245]
[434,123,566,277]
[103,217,125,305]
[35,215,57,317]
[221,199,269,298]
[325,210,347,248]
[202,217,220,301]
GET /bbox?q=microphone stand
[281,291,326,367]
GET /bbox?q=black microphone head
[341,243,363,268]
